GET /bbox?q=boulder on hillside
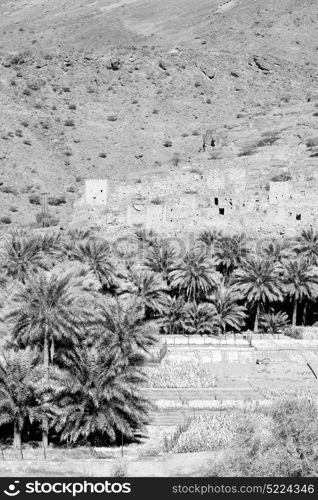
[27,78,46,90]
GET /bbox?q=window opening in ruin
[219,208,224,215]
[296,214,301,221]
[215,198,218,206]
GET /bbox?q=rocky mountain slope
[0,0,317,228]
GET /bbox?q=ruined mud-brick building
[70,155,318,240]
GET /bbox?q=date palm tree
[261,239,294,263]
[144,240,176,284]
[295,227,318,265]
[161,296,186,335]
[231,258,283,332]
[121,268,168,316]
[69,239,117,293]
[0,233,45,283]
[53,350,151,445]
[279,259,318,326]
[95,300,157,364]
[259,310,289,335]
[0,349,52,456]
[196,229,223,257]
[168,250,219,303]
[207,285,246,336]
[4,270,95,447]
[215,234,249,280]
[183,302,217,336]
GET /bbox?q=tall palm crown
[0,349,44,450]
[95,300,157,363]
[183,302,216,336]
[161,297,186,335]
[279,258,318,326]
[208,285,246,335]
[231,258,283,331]
[259,310,289,335]
[5,271,94,376]
[70,240,117,291]
[0,233,45,283]
[144,241,176,282]
[295,227,318,265]
[215,234,249,279]
[261,239,294,263]
[53,350,150,445]
[122,268,168,315]
[169,250,219,302]
[196,229,223,256]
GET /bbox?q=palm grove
[0,225,318,451]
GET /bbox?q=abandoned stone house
[70,173,318,236]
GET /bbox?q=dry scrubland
[0,0,317,230]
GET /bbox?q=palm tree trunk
[50,338,55,364]
[254,303,260,332]
[13,422,23,459]
[292,296,298,326]
[302,302,308,326]
[42,324,49,450]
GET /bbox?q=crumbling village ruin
[72,169,318,241]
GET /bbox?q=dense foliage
[0,225,318,451]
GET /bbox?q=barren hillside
[0,0,317,229]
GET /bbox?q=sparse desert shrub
[22,88,31,96]
[28,194,41,205]
[256,135,279,147]
[66,186,76,193]
[313,112,318,117]
[48,195,66,206]
[192,130,200,136]
[152,109,159,114]
[271,172,292,182]
[189,167,202,175]
[305,137,318,148]
[163,139,172,147]
[1,186,18,195]
[150,197,163,205]
[23,139,31,146]
[27,78,46,91]
[64,119,75,127]
[0,216,12,224]
[35,212,59,227]
[68,103,76,110]
[107,115,117,122]
[181,132,189,137]
[194,81,201,87]
[15,129,23,137]
[206,98,211,104]
[238,148,257,157]
[184,189,197,195]
[172,153,181,166]
[98,152,107,158]
[9,206,18,212]
[21,120,29,127]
